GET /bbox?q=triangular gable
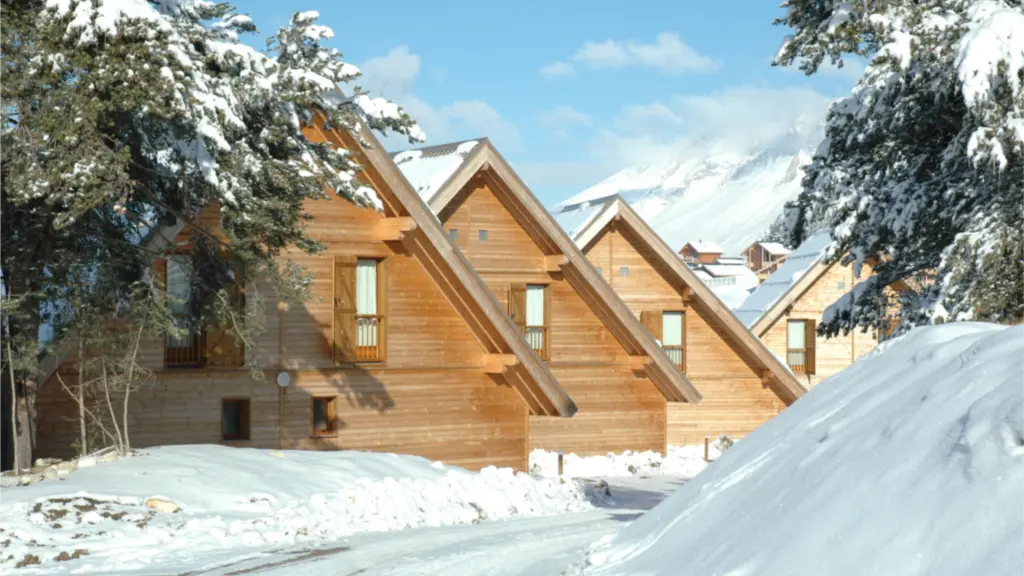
[736,228,835,336]
[302,119,577,418]
[570,196,806,405]
[397,138,701,405]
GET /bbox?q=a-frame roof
[736,228,834,336]
[393,138,702,405]
[565,196,806,405]
[304,119,578,418]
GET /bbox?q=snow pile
[0,445,601,574]
[529,443,728,479]
[574,323,1024,576]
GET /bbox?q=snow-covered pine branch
[773,0,1024,335]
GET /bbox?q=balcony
[355,315,385,362]
[663,345,685,371]
[787,349,806,373]
[525,326,549,360]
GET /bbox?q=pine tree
[772,0,1024,336]
[0,1,422,468]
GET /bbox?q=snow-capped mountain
[555,122,821,255]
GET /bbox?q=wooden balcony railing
[166,316,204,367]
[525,326,549,360]
[663,345,685,372]
[355,315,385,362]
[787,349,806,373]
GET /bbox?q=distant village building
[744,241,792,281]
[679,240,724,265]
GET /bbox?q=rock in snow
[575,323,1024,576]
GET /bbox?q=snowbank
[575,323,1024,575]
[0,445,602,574]
[529,443,728,480]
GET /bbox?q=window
[787,319,816,374]
[509,283,550,360]
[478,229,489,241]
[334,256,387,363]
[595,267,603,276]
[837,281,846,290]
[311,396,337,436]
[448,229,458,241]
[661,311,686,371]
[165,254,204,366]
[221,398,250,441]
[619,266,629,277]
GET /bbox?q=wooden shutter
[640,310,663,342]
[804,319,817,375]
[334,256,358,364]
[205,258,245,367]
[377,258,389,363]
[508,283,527,332]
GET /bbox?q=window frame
[163,252,206,368]
[619,266,629,277]
[335,256,388,365]
[520,283,551,361]
[311,396,338,437]
[448,228,458,242]
[786,319,816,374]
[660,310,687,372]
[478,229,489,241]
[221,398,251,441]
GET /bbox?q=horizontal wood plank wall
[34,194,530,471]
[588,224,784,445]
[442,180,667,456]
[760,261,879,389]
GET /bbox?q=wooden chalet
[33,117,579,472]
[679,240,723,265]
[391,139,701,457]
[560,196,806,444]
[744,241,791,281]
[735,228,878,389]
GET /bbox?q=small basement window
[312,396,337,436]
[478,229,489,241]
[221,398,250,441]
[619,266,629,277]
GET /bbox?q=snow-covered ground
[0,446,606,574]
[574,323,1024,575]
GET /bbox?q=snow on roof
[734,228,833,327]
[580,322,1023,576]
[702,263,756,278]
[554,198,615,241]
[684,239,723,254]
[757,241,791,256]
[715,257,746,266]
[391,140,479,203]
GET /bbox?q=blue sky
[243,0,860,206]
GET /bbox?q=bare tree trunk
[76,337,87,456]
[100,361,123,454]
[122,322,145,453]
[6,340,19,475]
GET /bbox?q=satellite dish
[276,372,291,387]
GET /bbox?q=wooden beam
[544,254,569,273]
[681,285,693,303]
[373,217,417,241]
[761,368,773,388]
[629,355,652,371]
[482,353,519,374]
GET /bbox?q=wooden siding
[760,260,879,388]
[441,179,668,456]
[34,194,531,471]
[587,224,784,444]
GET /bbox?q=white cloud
[537,105,592,139]
[358,46,522,152]
[542,32,719,77]
[540,61,575,78]
[589,87,834,169]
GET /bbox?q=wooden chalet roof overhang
[304,114,577,418]
[413,138,702,405]
[572,196,807,406]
